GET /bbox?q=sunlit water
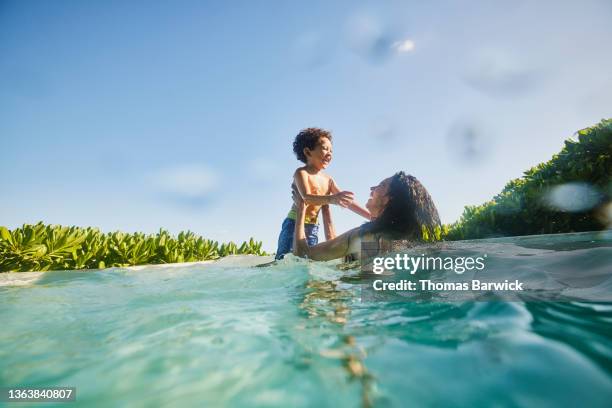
[1,232,611,407]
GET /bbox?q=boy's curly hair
[293,128,332,164]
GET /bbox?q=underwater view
[1,231,611,407]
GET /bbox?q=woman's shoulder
[356,230,418,254]
[340,229,390,264]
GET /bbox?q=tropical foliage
[0,223,267,272]
[444,118,611,240]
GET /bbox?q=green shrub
[0,223,267,272]
[444,118,611,240]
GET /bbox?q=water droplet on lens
[542,182,602,212]
[346,14,400,64]
[446,120,493,166]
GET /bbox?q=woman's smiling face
[304,137,333,170]
[366,177,392,219]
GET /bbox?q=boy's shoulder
[293,167,308,179]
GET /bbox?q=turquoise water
[1,231,611,407]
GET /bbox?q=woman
[292,172,441,261]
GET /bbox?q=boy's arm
[293,187,355,261]
[294,169,353,207]
[329,178,372,220]
[321,205,336,240]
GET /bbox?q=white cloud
[248,158,281,183]
[463,48,542,97]
[346,14,415,62]
[291,31,334,69]
[392,39,415,53]
[153,164,219,198]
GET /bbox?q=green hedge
[0,222,267,272]
[445,118,611,240]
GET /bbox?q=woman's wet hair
[362,172,441,240]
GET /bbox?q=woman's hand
[292,183,305,209]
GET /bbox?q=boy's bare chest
[306,175,329,195]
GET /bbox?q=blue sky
[1,0,611,251]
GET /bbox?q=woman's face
[366,177,392,219]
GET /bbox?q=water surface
[1,232,611,407]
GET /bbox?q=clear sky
[1,0,611,251]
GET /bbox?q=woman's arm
[321,205,336,240]
[347,202,372,220]
[293,186,357,261]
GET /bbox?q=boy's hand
[331,191,354,208]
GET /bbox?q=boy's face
[304,137,333,170]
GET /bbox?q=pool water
[1,231,611,407]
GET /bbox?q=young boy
[275,127,371,259]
